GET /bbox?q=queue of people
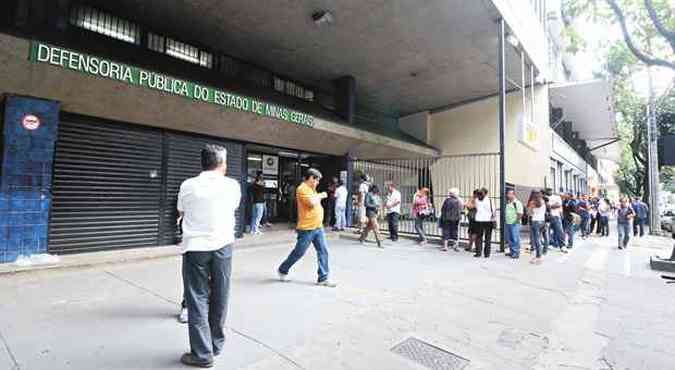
[175,156,648,367]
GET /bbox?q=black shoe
[618,246,623,250]
[473,254,482,258]
[511,255,520,259]
[505,253,513,258]
[181,353,213,368]
[484,255,490,258]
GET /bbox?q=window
[146,33,212,68]
[70,5,141,45]
[274,76,315,102]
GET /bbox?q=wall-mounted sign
[29,42,315,128]
[262,155,279,175]
[22,114,41,130]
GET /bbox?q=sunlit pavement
[1,232,674,370]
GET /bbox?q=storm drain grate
[391,337,470,370]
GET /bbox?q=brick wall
[0,95,60,263]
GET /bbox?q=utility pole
[647,66,661,235]
[497,18,507,252]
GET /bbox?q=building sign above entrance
[29,42,315,128]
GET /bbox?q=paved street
[1,232,674,370]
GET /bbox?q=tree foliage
[564,0,675,70]
[565,0,675,199]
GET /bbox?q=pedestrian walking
[528,190,547,264]
[617,198,635,250]
[177,145,241,368]
[631,197,649,237]
[439,188,463,252]
[278,168,336,287]
[545,189,567,253]
[357,174,371,233]
[249,174,266,235]
[359,184,384,248]
[589,197,599,236]
[562,193,578,249]
[334,180,348,231]
[385,182,401,241]
[465,189,480,252]
[473,188,495,258]
[326,177,338,227]
[504,189,524,259]
[412,187,432,245]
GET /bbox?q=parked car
[661,211,674,232]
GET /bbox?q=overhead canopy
[549,79,616,141]
[92,0,538,117]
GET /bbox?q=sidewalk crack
[103,270,178,305]
[0,329,21,370]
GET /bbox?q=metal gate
[351,153,501,243]
[159,132,244,245]
[49,118,163,253]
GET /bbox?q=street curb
[0,231,339,276]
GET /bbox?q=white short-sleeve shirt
[335,185,348,208]
[386,189,401,214]
[177,171,241,253]
[475,198,493,222]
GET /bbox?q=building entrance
[245,146,343,231]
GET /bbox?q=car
[661,211,674,232]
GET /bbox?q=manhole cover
[391,337,470,370]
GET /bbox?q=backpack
[442,198,462,222]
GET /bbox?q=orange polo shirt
[296,182,323,230]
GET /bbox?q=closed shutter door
[159,133,243,245]
[49,118,163,253]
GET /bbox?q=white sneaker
[278,271,289,282]
[317,280,337,288]
[178,308,188,323]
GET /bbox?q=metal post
[646,67,661,234]
[497,18,507,251]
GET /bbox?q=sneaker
[618,246,623,250]
[178,308,188,324]
[278,271,290,282]
[560,248,568,254]
[317,280,337,288]
[180,353,213,368]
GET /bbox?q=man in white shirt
[177,144,241,368]
[334,180,348,231]
[385,182,402,241]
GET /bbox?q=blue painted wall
[0,96,60,263]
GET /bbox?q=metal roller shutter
[158,132,243,245]
[49,118,163,253]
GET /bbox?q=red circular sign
[22,115,40,130]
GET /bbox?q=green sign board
[29,41,315,128]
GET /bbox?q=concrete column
[334,76,356,124]
[0,95,60,263]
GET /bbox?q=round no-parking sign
[22,114,41,130]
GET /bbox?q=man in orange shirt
[277,168,337,287]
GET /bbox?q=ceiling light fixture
[312,10,334,26]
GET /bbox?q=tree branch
[606,0,675,70]
[645,0,675,53]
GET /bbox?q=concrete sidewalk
[1,233,674,370]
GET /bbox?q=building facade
[0,0,615,262]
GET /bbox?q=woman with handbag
[412,187,431,245]
[359,184,384,248]
[465,189,480,252]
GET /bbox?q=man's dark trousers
[633,217,645,237]
[387,212,400,241]
[183,245,232,364]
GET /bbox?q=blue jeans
[278,228,330,282]
[618,222,631,248]
[530,221,544,258]
[250,202,265,233]
[550,217,565,248]
[580,214,590,236]
[541,222,549,254]
[563,218,575,247]
[506,223,521,257]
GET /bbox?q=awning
[549,79,616,141]
[550,79,619,162]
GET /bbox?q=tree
[565,0,675,70]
